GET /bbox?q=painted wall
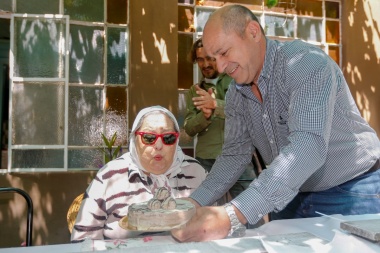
[128,0,178,127]
[0,171,95,247]
[342,0,380,134]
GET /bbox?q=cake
[119,187,195,231]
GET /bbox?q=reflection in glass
[195,7,214,33]
[68,149,103,169]
[296,0,322,17]
[105,87,128,146]
[107,28,127,84]
[328,46,340,66]
[326,20,340,44]
[68,86,103,146]
[107,0,128,24]
[326,1,340,19]
[13,17,67,78]
[64,0,104,22]
[69,25,104,84]
[12,149,64,169]
[12,82,65,145]
[297,17,322,42]
[264,15,293,37]
[178,5,195,32]
[17,0,59,14]
[0,0,12,11]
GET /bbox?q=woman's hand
[171,205,230,242]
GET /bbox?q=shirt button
[258,214,263,218]
[270,139,274,144]
[263,114,268,119]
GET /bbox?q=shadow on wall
[342,0,380,135]
[0,171,96,247]
[129,0,178,125]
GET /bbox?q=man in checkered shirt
[172,4,380,242]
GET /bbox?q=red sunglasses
[135,131,179,145]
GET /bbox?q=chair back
[0,187,33,246]
[67,193,84,234]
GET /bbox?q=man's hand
[171,206,230,242]
[192,85,216,119]
[178,197,201,208]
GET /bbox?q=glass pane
[68,149,103,169]
[12,82,65,145]
[105,87,127,113]
[107,27,127,84]
[326,20,340,44]
[326,1,340,19]
[12,149,64,169]
[296,0,322,17]
[107,0,127,24]
[69,25,104,84]
[178,5,194,32]
[0,0,12,11]
[195,7,214,33]
[178,33,193,89]
[64,0,104,22]
[105,87,128,146]
[16,0,60,14]
[0,19,10,40]
[178,89,193,148]
[178,0,194,5]
[13,16,67,78]
[328,46,340,66]
[264,15,294,37]
[297,17,322,42]
[68,86,104,146]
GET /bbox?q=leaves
[99,132,122,165]
[266,0,278,8]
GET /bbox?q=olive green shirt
[184,74,232,159]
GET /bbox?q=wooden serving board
[340,219,380,241]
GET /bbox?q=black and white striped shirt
[190,38,380,225]
[71,153,206,241]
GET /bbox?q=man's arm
[189,87,255,206]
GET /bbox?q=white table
[1,214,379,253]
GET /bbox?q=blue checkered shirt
[190,38,380,225]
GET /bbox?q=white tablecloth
[1,214,379,253]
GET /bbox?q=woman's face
[135,112,177,175]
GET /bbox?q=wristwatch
[223,203,246,238]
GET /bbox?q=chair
[67,193,84,234]
[0,187,33,246]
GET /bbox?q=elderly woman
[71,106,207,241]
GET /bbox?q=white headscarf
[127,106,185,194]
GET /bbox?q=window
[4,0,129,172]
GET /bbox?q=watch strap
[223,203,246,237]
